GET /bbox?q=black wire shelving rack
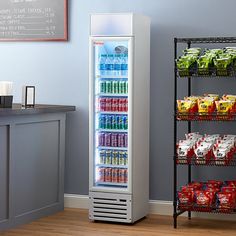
[173,37,236,228]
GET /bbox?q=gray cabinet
[0,105,75,231]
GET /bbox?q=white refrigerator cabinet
[89,13,150,223]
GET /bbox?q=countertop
[0,104,76,116]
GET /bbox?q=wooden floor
[1,209,236,236]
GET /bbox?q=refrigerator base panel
[89,191,132,223]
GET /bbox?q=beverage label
[99,150,106,164]
[111,133,118,147]
[112,151,119,165]
[119,151,125,165]
[104,133,111,146]
[105,151,112,164]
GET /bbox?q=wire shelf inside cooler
[96,75,128,79]
[96,93,128,97]
[96,164,128,168]
[97,146,128,151]
[97,129,128,133]
[96,111,128,115]
[96,182,128,187]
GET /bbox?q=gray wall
[0,0,236,201]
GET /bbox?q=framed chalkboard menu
[0,0,68,41]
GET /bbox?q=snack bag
[204,94,220,101]
[222,94,236,112]
[198,98,215,114]
[215,100,234,113]
[195,190,215,207]
[217,192,236,210]
[226,181,236,187]
[178,191,194,207]
[177,100,197,118]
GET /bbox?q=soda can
[125,81,128,94]
[119,151,125,165]
[111,133,118,147]
[105,168,112,182]
[100,98,106,112]
[99,81,106,93]
[112,168,119,183]
[122,81,127,94]
[118,115,124,129]
[99,150,106,164]
[119,81,125,94]
[98,133,105,147]
[111,98,119,112]
[96,97,101,111]
[124,134,128,147]
[124,169,128,183]
[98,167,105,182]
[124,151,128,165]
[124,116,128,130]
[105,115,112,129]
[105,151,112,164]
[118,99,123,112]
[111,115,117,130]
[99,115,105,129]
[124,98,128,112]
[106,98,112,111]
[104,133,111,147]
[118,133,125,147]
[113,81,119,94]
[106,81,112,93]
[118,169,125,183]
[112,151,119,165]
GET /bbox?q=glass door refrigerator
[89,13,150,223]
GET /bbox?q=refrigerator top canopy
[90,13,150,37]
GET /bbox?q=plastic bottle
[105,54,114,76]
[113,54,121,76]
[98,54,106,76]
[121,54,128,76]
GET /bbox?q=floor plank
[1,208,236,236]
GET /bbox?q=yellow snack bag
[204,94,220,101]
[215,100,234,113]
[222,94,236,102]
[198,98,215,114]
[177,100,197,113]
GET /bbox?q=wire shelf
[176,157,236,166]
[176,37,236,44]
[177,205,236,214]
[175,112,236,121]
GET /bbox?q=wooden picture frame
[0,0,68,41]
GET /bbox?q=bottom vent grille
[89,192,132,223]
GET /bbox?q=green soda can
[112,151,119,165]
[106,81,112,93]
[119,81,124,94]
[113,81,119,94]
[125,81,128,94]
[100,81,106,93]
[111,115,117,130]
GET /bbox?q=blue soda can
[105,115,112,129]
[123,116,128,130]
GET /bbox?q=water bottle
[113,54,121,76]
[121,54,128,76]
[98,54,106,76]
[105,54,114,76]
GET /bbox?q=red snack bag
[178,191,194,206]
[195,190,215,207]
[187,182,204,190]
[226,181,236,187]
[217,192,236,209]
[207,180,223,188]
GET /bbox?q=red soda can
[111,133,118,147]
[124,169,128,183]
[98,167,105,182]
[118,99,123,112]
[106,98,112,111]
[112,98,119,112]
[99,98,106,112]
[119,169,125,183]
[124,134,128,147]
[105,168,112,182]
[98,132,105,146]
[118,133,125,147]
[104,133,111,147]
[96,97,101,111]
[112,168,119,183]
[125,98,128,112]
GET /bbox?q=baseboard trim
[64,194,236,221]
